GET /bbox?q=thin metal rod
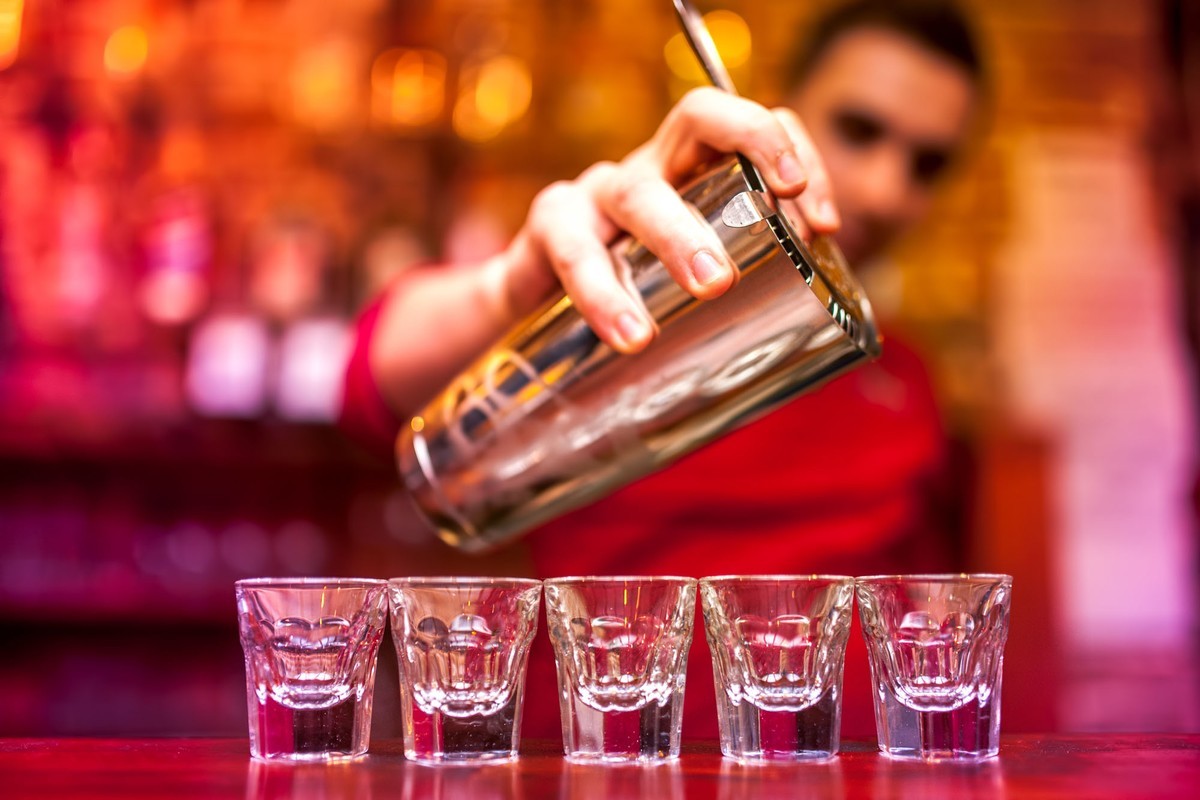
[671,0,766,191]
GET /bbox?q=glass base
[249,695,372,762]
[723,751,838,765]
[249,751,368,764]
[562,691,683,763]
[879,747,999,763]
[717,687,841,763]
[405,750,519,766]
[873,686,1002,763]
[403,692,522,764]
[564,751,680,765]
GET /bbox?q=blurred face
[789,27,977,265]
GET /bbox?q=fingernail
[692,250,726,286]
[777,151,805,185]
[615,311,650,349]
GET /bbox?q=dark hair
[787,0,984,88]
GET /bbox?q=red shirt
[341,275,952,740]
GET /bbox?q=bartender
[341,0,984,740]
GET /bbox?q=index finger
[773,107,840,233]
[640,88,839,231]
[645,88,807,195]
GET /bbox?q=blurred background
[1,0,1198,737]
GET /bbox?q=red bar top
[2,735,1198,799]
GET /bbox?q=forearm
[367,252,541,419]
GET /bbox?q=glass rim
[235,577,388,590]
[543,575,697,586]
[700,574,854,585]
[855,573,1012,585]
[387,576,542,588]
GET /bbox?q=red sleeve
[337,285,404,462]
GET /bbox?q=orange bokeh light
[452,55,532,142]
[0,0,23,71]
[104,25,148,77]
[664,10,751,84]
[371,48,446,128]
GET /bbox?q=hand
[489,87,840,354]
[366,88,840,418]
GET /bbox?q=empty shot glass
[236,578,389,761]
[388,577,542,764]
[700,575,855,762]
[856,574,1013,762]
[544,576,698,763]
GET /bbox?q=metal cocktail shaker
[396,155,881,552]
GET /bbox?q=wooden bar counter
[3,734,1198,799]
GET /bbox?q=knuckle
[547,239,593,278]
[678,86,707,108]
[531,180,574,216]
[578,160,618,186]
[671,87,716,124]
[748,107,788,148]
[771,106,804,132]
[608,172,654,219]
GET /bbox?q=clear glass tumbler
[700,575,855,762]
[235,578,389,761]
[856,574,1013,761]
[544,576,697,763]
[388,577,542,764]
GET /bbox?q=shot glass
[700,575,855,762]
[388,577,542,764]
[544,576,697,763]
[235,578,389,762]
[856,574,1013,762]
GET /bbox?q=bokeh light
[664,10,751,83]
[371,48,446,128]
[103,25,148,77]
[290,39,358,131]
[453,54,532,141]
[0,0,22,71]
